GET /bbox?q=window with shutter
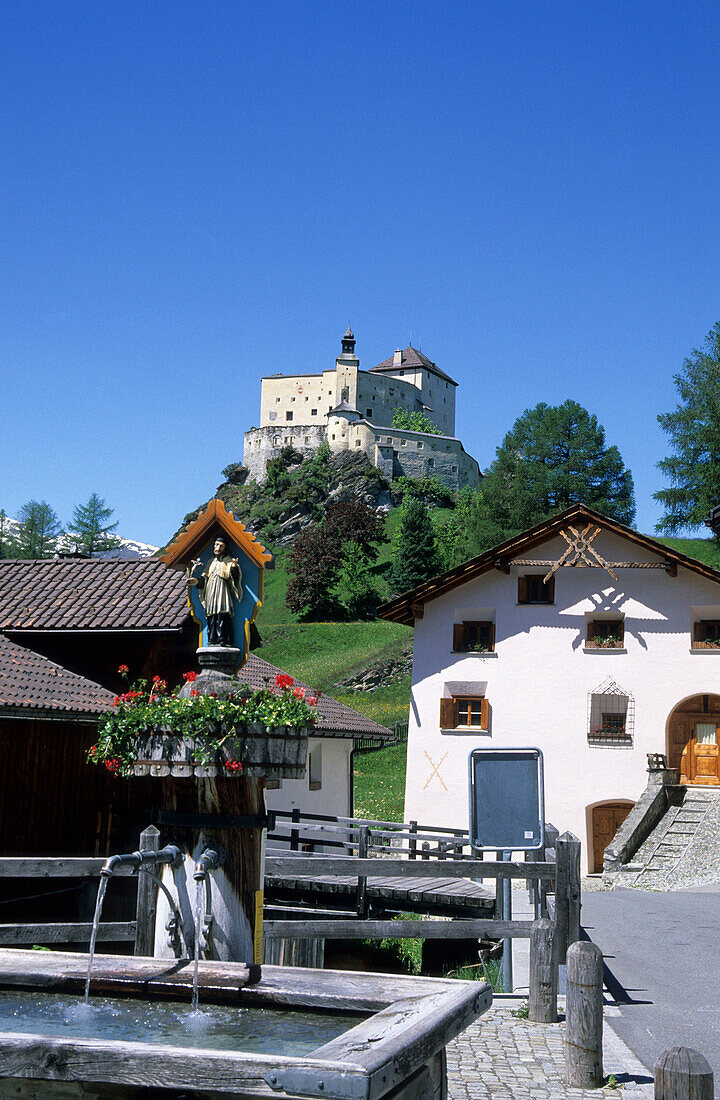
[586,620,624,649]
[441,695,488,730]
[693,620,720,649]
[518,575,554,604]
[452,621,495,653]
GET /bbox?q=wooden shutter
[544,576,555,603]
[481,698,489,730]
[488,622,496,651]
[586,621,596,645]
[453,623,466,652]
[440,697,456,728]
[518,576,529,603]
[694,621,704,646]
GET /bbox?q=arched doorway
[588,801,635,874]
[666,694,720,784]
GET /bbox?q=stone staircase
[621,787,720,890]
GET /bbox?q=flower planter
[129,723,309,780]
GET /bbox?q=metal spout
[194,846,225,881]
[101,844,183,878]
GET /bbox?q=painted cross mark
[423,750,448,791]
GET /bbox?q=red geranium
[183,671,198,682]
[118,664,129,675]
[275,673,294,690]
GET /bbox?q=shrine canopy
[160,499,272,662]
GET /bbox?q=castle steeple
[341,325,356,357]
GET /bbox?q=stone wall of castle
[243,418,480,493]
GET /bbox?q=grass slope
[656,536,720,570]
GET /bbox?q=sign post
[468,748,545,993]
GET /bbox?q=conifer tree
[0,510,18,559]
[67,493,121,555]
[655,322,720,535]
[15,500,62,558]
[389,497,441,594]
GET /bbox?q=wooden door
[591,802,634,873]
[668,715,690,773]
[681,723,720,785]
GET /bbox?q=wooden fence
[0,825,159,953]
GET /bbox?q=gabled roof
[0,635,114,717]
[0,559,190,632]
[238,654,393,740]
[378,503,720,626]
[161,498,272,571]
[370,346,457,386]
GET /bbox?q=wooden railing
[0,825,159,953]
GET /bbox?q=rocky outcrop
[334,644,413,692]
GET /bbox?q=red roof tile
[0,559,190,632]
[0,635,115,716]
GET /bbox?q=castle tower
[334,326,359,410]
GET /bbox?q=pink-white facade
[402,524,720,873]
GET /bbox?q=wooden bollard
[565,940,603,1088]
[528,918,557,1022]
[654,1048,713,1100]
[555,831,581,964]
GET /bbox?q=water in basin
[0,990,365,1056]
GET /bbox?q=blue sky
[3,1,720,546]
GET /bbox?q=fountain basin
[0,949,492,1099]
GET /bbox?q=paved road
[582,887,720,1092]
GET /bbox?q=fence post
[408,821,418,860]
[528,918,557,1023]
[555,832,581,964]
[134,824,160,957]
[290,808,300,852]
[356,826,369,918]
[654,1048,713,1100]
[565,940,603,1088]
[421,841,430,861]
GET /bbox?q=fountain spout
[193,846,225,881]
[101,845,184,878]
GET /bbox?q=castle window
[276,397,281,403]
[305,396,309,401]
[428,459,434,468]
[273,437,280,445]
[366,409,372,417]
[291,397,296,402]
[311,409,317,416]
[355,440,362,447]
[286,411,293,421]
[451,465,457,471]
[417,442,423,449]
[331,434,335,440]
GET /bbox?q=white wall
[266,736,352,829]
[404,529,720,873]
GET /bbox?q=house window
[453,621,495,653]
[693,621,720,649]
[440,696,489,730]
[309,746,322,790]
[518,575,555,604]
[588,679,634,744]
[586,620,625,649]
[286,411,293,421]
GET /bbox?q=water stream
[84,875,109,1003]
[191,877,204,1011]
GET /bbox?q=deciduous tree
[655,322,720,535]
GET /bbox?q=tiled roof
[0,635,115,716]
[238,654,394,740]
[0,559,190,631]
[370,346,457,386]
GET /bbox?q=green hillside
[655,536,720,570]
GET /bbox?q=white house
[379,504,720,873]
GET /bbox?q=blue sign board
[468,747,545,852]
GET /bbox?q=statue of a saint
[188,538,243,647]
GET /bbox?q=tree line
[0,494,121,559]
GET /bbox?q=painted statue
[188,538,243,647]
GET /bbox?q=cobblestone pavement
[447,1005,654,1099]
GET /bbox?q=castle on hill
[243,328,481,491]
